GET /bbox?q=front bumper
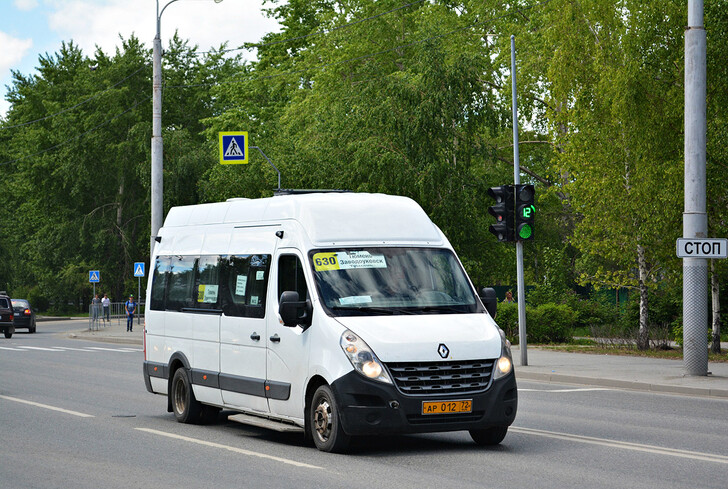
[330,370,517,436]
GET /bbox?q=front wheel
[469,426,508,446]
[310,385,351,453]
[171,368,202,423]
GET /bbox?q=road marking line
[135,428,322,469]
[0,395,94,418]
[53,347,96,351]
[0,346,25,351]
[519,388,613,393]
[511,426,728,465]
[85,346,138,352]
[16,346,63,351]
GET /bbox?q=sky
[0,0,282,117]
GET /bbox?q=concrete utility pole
[151,0,222,258]
[511,35,527,367]
[683,0,708,376]
[151,0,166,259]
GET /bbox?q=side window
[278,254,309,302]
[167,256,197,311]
[150,256,172,311]
[195,255,221,309]
[221,254,271,318]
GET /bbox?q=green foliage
[1,0,727,325]
[496,301,575,344]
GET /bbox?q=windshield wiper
[416,305,465,314]
[330,306,417,315]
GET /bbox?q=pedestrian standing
[101,293,111,322]
[125,295,137,332]
[91,294,101,320]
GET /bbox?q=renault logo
[438,343,449,359]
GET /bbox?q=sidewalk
[68,317,143,346]
[67,325,728,399]
[514,346,728,399]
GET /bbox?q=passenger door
[219,253,272,413]
[266,251,313,420]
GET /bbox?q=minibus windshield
[309,248,483,316]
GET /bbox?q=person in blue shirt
[125,295,137,332]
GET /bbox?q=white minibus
[143,191,517,452]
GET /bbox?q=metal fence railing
[88,302,146,331]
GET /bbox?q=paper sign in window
[198,284,219,303]
[236,275,248,296]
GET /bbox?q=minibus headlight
[494,328,514,380]
[340,330,392,384]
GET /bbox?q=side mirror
[279,291,313,328]
[479,287,497,319]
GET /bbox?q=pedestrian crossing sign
[89,270,100,283]
[134,262,145,277]
[219,132,249,165]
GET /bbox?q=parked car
[11,299,36,333]
[0,292,14,339]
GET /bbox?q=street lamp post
[151,0,222,258]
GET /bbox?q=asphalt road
[1,323,727,489]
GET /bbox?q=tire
[171,368,202,424]
[30,321,36,333]
[309,385,351,453]
[469,426,508,446]
[4,331,11,339]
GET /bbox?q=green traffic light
[519,224,533,239]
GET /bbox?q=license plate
[422,399,472,415]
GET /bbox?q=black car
[0,292,14,339]
[11,299,36,333]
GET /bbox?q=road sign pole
[683,0,708,376]
[511,35,527,367]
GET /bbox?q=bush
[529,303,576,343]
[494,302,519,342]
[494,301,575,344]
[562,292,619,331]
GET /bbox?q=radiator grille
[385,359,495,396]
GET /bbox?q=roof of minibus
[162,192,444,246]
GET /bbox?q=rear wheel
[469,426,508,446]
[4,331,11,339]
[310,385,350,453]
[29,320,36,333]
[171,368,202,423]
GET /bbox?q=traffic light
[487,186,515,242]
[514,184,535,241]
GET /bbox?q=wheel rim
[173,376,187,415]
[313,399,332,442]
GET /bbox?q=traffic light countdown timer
[487,184,535,242]
[487,186,515,242]
[515,184,535,241]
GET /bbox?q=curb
[66,329,143,346]
[516,371,728,399]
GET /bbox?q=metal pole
[249,146,282,190]
[511,35,527,366]
[683,0,708,375]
